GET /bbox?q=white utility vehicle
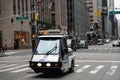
[29,30,75,74]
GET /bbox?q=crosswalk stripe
[5,52,17,55]
[0,64,28,72]
[0,64,6,67]
[0,64,17,69]
[11,68,30,73]
[76,65,91,73]
[87,48,120,50]
[106,65,118,75]
[89,65,104,74]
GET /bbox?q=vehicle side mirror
[64,48,68,53]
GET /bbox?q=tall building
[108,0,118,38]
[0,0,90,49]
[0,0,31,49]
[31,0,90,38]
[101,0,117,38]
[85,0,97,24]
[55,0,68,31]
[67,0,90,38]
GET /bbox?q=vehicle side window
[63,38,68,50]
[61,38,68,53]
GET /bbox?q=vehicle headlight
[46,63,51,67]
[37,63,42,67]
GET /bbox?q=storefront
[14,31,30,49]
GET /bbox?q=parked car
[67,39,72,48]
[104,39,111,43]
[77,40,88,49]
[67,38,76,51]
[97,39,104,45]
[112,40,120,47]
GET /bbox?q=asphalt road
[0,42,120,80]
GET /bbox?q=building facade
[0,0,31,49]
[67,0,90,39]
[0,0,90,49]
[101,0,117,38]
[55,0,68,31]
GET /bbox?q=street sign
[16,16,29,20]
[109,11,120,15]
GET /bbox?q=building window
[18,0,20,14]
[22,0,24,15]
[89,2,93,4]
[0,0,1,14]
[90,15,93,18]
[90,19,93,22]
[25,0,28,15]
[13,0,16,15]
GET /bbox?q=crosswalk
[0,63,30,73]
[75,64,119,76]
[79,47,120,50]
[0,63,119,76]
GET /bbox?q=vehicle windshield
[67,39,72,45]
[80,40,85,43]
[36,38,60,55]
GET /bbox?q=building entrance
[14,31,29,49]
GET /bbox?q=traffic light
[97,10,101,17]
[31,26,36,39]
[35,13,39,21]
[32,34,36,39]
[94,11,97,17]
[94,10,101,17]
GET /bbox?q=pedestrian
[2,46,5,53]
[5,44,7,52]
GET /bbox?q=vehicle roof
[38,34,67,38]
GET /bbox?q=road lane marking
[106,65,118,75]
[0,64,17,69]
[17,74,36,80]
[0,64,28,72]
[89,65,104,74]
[11,68,30,73]
[76,60,120,63]
[0,64,6,67]
[5,52,17,55]
[75,64,79,67]
[76,65,91,73]
[105,48,108,49]
[0,60,29,63]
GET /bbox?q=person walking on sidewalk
[0,46,5,56]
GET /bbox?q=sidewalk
[7,48,32,52]
[0,48,32,57]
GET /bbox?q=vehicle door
[61,38,69,71]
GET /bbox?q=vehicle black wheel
[69,61,74,73]
[85,47,88,49]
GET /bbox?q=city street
[0,42,120,80]
[0,0,120,80]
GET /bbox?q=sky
[114,0,120,20]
